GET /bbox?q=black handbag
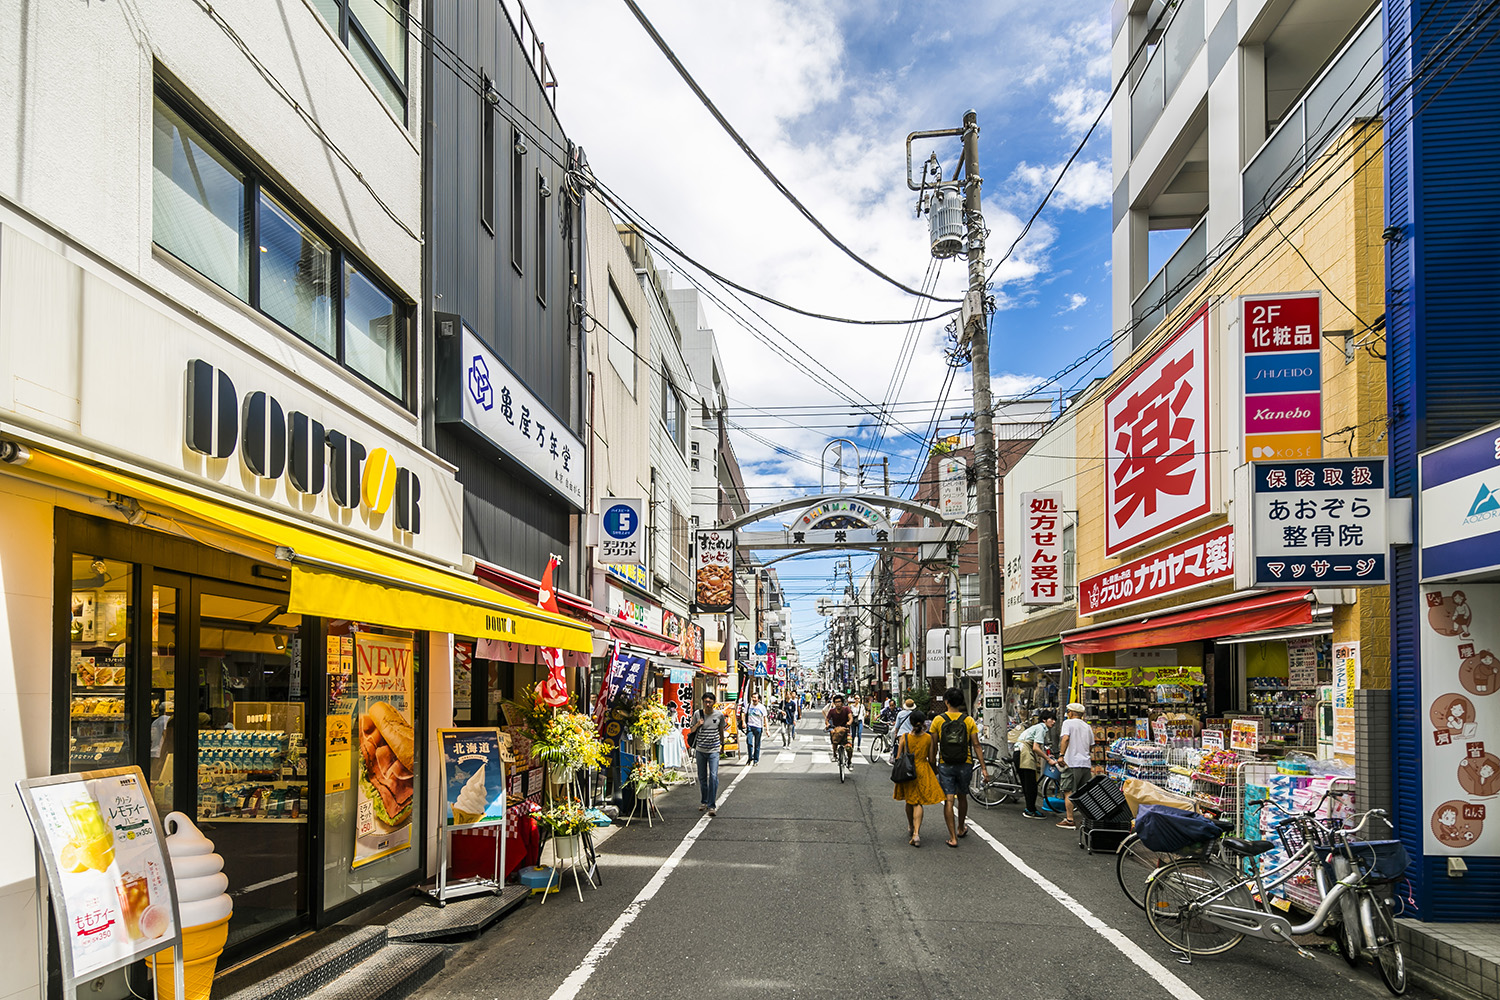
[890,739,918,783]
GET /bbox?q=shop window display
[68,557,133,772]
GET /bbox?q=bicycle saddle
[1221,837,1276,857]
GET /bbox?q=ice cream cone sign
[537,555,569,707]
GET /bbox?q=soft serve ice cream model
[452,762,490,825]
[151,813,232,1000]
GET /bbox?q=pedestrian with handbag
[890,710,942,847]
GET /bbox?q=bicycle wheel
[971,749,1015,807]
[1143,859,1250,956]
[1338,906,1361,966]
[1363,893,1406,995]
[1039,774,1061,812]
[1117,834,1174,911]
[865,734,887,765]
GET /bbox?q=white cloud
[1011,159,1112,212]
[1051,82,1111,136]
[1061,293,1088,313]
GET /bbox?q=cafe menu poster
[16,767,180,981]
[438,729,507,829]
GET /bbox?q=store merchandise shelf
[199,816,309,824]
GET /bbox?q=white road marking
[546,765,752,1000]
[775,751,797,764]
[967,820,1208,1000]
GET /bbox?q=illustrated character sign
[1457,747,1500,798]
[1430,693,1479,742]
[1431,799,1485,849]
[1427,589,1473,638]
[1459,646,1500,697]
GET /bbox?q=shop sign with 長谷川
[1244,459,1389,586]
[1021,491,1064,606]
[1241,292,1322,462]
[598,499,644,565]
[436,321,584,508]
[1079,524,1234,617]
[1105,306,1213,555]
[694,529,735,613]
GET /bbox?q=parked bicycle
[969,741,1023,807]
[1142,806,1408,994]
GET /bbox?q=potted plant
[537,801,594,861]
[532,710,610,786]
[627,758,673,797]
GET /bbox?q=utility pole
[907,111,1006,740]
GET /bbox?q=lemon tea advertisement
[18,768,179,980]
[353,632,416,868]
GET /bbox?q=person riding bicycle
[824,694,854,765]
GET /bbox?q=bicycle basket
[1340,840,1411,885]
[869,721,891,735]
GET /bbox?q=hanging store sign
[939,456,968,517]
[693,530,735,613]
[436,322,584,509]
[1079,525,1234,617]
[1419,421,1500,581]
[1247,459,1388,586]
[1241,292,1323,462]
[1288,637,1319,688]
[1021,491,1065,606]
[1104,307,1213,555]
[598,499,645,565]
[980,618,1004,710]
[924,629,950,678]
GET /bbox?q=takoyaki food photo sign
[1422,585,1500,856]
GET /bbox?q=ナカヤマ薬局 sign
[1078,524,1234,617]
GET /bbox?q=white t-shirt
[1060,717,1094,768]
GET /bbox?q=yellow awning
[700,640,725,675]
[1005,641,1061,662]
[17,448,592,651]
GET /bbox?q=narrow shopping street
[413,723,1432,1000]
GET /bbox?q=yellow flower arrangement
[631,699,673,745]
[533,710,611,772]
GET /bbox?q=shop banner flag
[536,555,570,707]
[354,632,415,868]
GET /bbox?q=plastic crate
[1077,812,1132,854]
[1072,774,1130,823]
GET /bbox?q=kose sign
[185,359,422,532]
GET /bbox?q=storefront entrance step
[302,943,447,1000]
[216,926,388,1000]
[385,886,529,942]
[1397,920,1500,1000]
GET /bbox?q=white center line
[967,820,1208,1000]
[546,764,752,1000]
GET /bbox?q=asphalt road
[415,720,1435,1000]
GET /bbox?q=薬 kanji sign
[1105,307,1213,555]
[1249,459,1388,586]
[1079,524,1234,616]
[1021,491,1065,606]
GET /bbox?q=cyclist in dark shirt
[824,694,853,764]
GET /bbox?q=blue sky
[522,0,1114,668]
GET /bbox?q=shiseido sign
[184,359,422,532]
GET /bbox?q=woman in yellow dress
[892,710,944,846]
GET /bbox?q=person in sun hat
[1056,702,1096,830]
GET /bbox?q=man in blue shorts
[928,687,988,848]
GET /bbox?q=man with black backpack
[927,687,988,848]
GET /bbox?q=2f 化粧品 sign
[1242,292,1322,463]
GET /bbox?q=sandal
[911,838,921,848]
[946,839,959,848]
[957,826,968,838]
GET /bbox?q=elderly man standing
[1055,702,1096,830]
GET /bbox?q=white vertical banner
[939,456,968,517]
[1021,491,1065,606]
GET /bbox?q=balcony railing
[1130,0,1206,155]
[1130,219,1208,348]
[1242,11,1382,234]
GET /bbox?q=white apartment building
[1111,0,1381,365]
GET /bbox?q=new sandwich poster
[353,632,416,868]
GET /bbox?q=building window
[152,91,410,406]
[1062,523,1077,597]
[152,100,249,299]
[535,172,548,305]
[662,376,686,453]
[670,501,691,581]
[314,0,409,120]
[511,128,525,273]
[481,79,495,234]
[606,283,636,395]
[691,458,700,472]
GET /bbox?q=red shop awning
[608,620,680,655]
[472,557,606,628]
[1062,590,1314,655]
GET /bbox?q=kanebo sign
[185,359,422,532]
